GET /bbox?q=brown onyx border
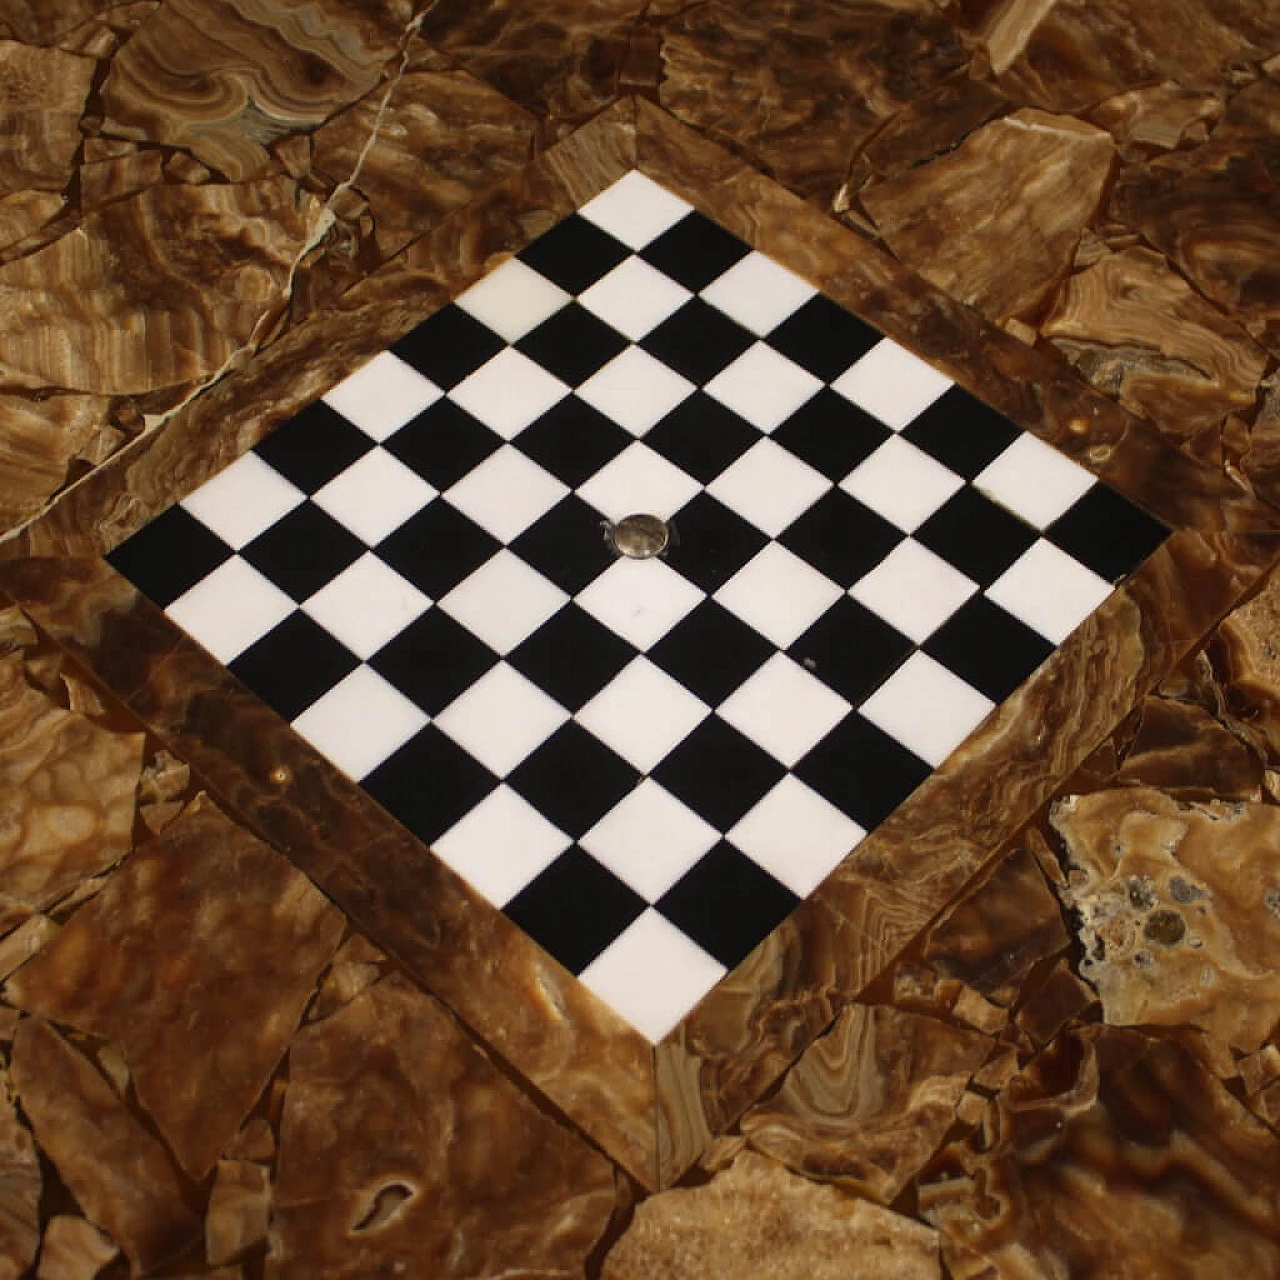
[3,98,1278,1189]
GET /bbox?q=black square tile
[770,388,893,482]
[508,604,636,711]
[240,502,365,602]
[504,848,647,975]
[794,713,931,830]
[778,489,904,588]
[508,723,640,838]
[515,302,629,387]
[901,388,1022,479]
[649,600,776,707]
[364,726,500,846]
[788,596,914,706]
[666,492,770,593]
[652,716,787,831]
[914,488,1037,587]
[510,495,615,595]
[763,295,881,382]
[1045,485,1168,583]
[228,611,359,722]
[382,399,503,490]
[510,395,632,488]
[924,596,1054,704]
[639,298,756,386]
[656,842,799,970]
[642,392,761,484]
[253,399,377,494]
[107,506,232,608]
[640,211,751,292]
[517,214,631,294]
[392,304,505,390]
[375,501,501,600]
[369,608,499,716]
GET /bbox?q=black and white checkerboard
[109,171,1168,1039]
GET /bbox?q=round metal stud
[606,513,670,560]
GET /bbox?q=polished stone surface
[0,0,1278,1272]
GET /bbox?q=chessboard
[109,171,1168,1040]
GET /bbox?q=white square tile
[311,447,435,545]
[578,345,695,436]
[986,539,1113,644]
[181,450,304,550]
[576,557,703,651]
[433,784,572,907]
[717,652,851,767]
[859,651,994,767]
[448,347,570,439]
[705,342,822,431]
[434,661,569,777]
[291,664,428,781]
[578,171,692,250]
[727,776,865,899]
[577,657,710,773]
[840,435,963,532]
[975,433,1096,530]
[707,437,829,537]
[578,908,726,1041]
[443,445,569,543]
[581,779,719,902]
[323,351,442,441]
[699,250,818,337]
[167,557,295,664]
[302,553,431,659]
[577,441,701,522]
[453,256,571,343]
[578,257,692,341]
[713,543,843,649]
[832,338,952,430]
[850,538,977,644]
[438,549,568,654]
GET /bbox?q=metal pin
[605,513,670,560]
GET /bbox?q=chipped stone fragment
[741,1004,990,1204]
[1053,788,1280,1052]
[34,1216,117,1280]
[863,110,1114,322]
[224,1116,275,1164]
[0,915,57,981]
[603,1150,941,1279]
[920,1026,1280,1276]
[267,975,615,1279]
[7,794,344,1180]
[11,1019,197,1274]
[207,1160,271,1266]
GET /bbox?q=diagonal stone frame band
[3,99,1277,1190]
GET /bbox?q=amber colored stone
[11,1019,198,1274]
[0,654,142,913]
[1053,788,1280,1053]
[206,1160,271,1267]
[919,1026,1280,1276]
[741,1004,991,1204]
[863,109,1114,322]
[0,179,323,394]
[1041,245,1269,437]
[1112,696,1264,800]
[7,794,344,1180]
[311,60,537,259]
[33,1216,117,1280]
[603,1151,941,1279]
[267,974,617,1278]
[98,0,415,180]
